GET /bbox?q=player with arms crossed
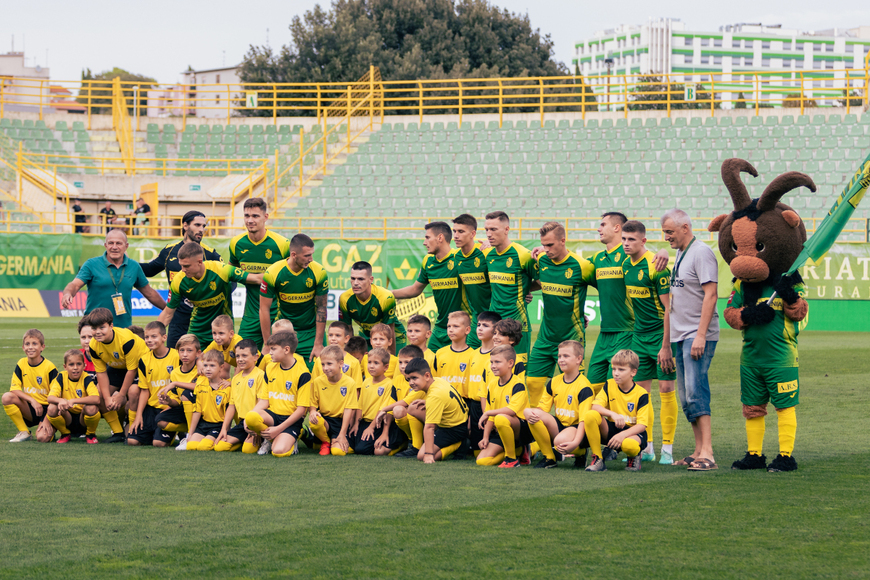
[339,261,406,354]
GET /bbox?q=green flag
[786,153,870,276]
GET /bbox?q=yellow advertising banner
[0,289,50,318]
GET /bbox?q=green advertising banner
[0,233,82,290]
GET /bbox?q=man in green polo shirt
[62,230,166,328]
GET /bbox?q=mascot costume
[709,158,815,473]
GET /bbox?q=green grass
[1,318,869,579]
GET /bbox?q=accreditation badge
[111,293,127,316]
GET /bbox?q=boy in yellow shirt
[310,321,363,385]
[186,350,232,450]
[129,321,179,447]
[584,349,651,472]
[361,323,399,380]
[372,344,423,455]
[302,345,357,456]
[46,349,101,444]
[345,337,367,366]
[3,329,58,443]
[215,339,267,453]
[406,314,436,366]
[351,348,406,455]
[433,311,475,403]
[467,311,501,454]
[155,334,201,450]
[204,315,245,378]
[402,358,468,463]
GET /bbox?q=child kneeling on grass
[186,350,231,451]
[46,349,101,444]
[584,349,651,472]
[3,329,58,443]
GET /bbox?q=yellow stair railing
[111,77,135,176]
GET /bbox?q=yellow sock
[3,404,29,432]
[214,441,240,452]
[182,401,195,432]
[476,452,505,466]
[583,409,603,457]
[622,438,641,457]
[408,415,424,449]
[164,422,183,432]
[128,410,137,424]
[272,448,295,457]
[197,439,215,451]
[660,390,677,446]
[388,445,405,456]
[310,418,329,442]
[589,382,605,395]
[395,415,411,440]
[529,442,540,457]
[439,441,461,460]
[526,376,548,408]
[331,445,354,456]
[746,416,766,456]
[48,415,70,435]
[84,413,100,435]
[244,411,266,434]
[776,407,797,457]
[242,440,258,454]
[493,415,516,459]
[186,439,200,451]
[527,420,555,460]
[103,410,123,434]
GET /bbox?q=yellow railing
[20,151,269,177]
[229,161,271,224]
[111,78,135,175]
[45,211,233,238]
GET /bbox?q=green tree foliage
[735,91,748,109]
[574,64,598,112]
[628,76,719,111]
[782,93,818,108]
[77,67,157,115]
[237,0,570,116]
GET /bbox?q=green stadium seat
[252,125,264,135]
[749,116,763,127]
[264,125,277,135]
[147,132,161,144]
[796,115,810,126]
[23,120,34,129]
[197,125,210,133]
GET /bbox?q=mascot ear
[708,214,728,232]
[782,210,801,229]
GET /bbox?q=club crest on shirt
[565,268,573,279]
[474,257,480,268]
[265,249,272,259]
[76,389,83,397]
[638,271,643,281]
[448,260,454,270]
[504,395,510,403]
[371,307,378,317]
[210,281,217,291]
[285,381,293,391]
[113,352,119,359]
[459,363,467,372]
[167,365,174,374]
[216,395,224,405]
[506,257,513,268]
[567,395,573,404]
[615,253,621,262]
[340,386,348,397]
[342,363,349,372]
[377,386,384,396]
[36,376,42,385]
[306,277,313,288]
[627,402,635,412]
[248,378,254,387]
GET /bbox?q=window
[845,44,854,53]
[701,38,709,46]
[216,74,221,83]
[783,41,792,50]
[762,58,771,67]
[795,42,804,50]
[714,38,723,47]
[825,44,833,52]
[685,55,693,64]
[733,39,741,48]
[701,56,709,64]
[782,58,792,67]
[826,80,834,87]
[714,56,723,65]
[762,41,771,49]
[744,57,753,66]
[814,59,824,68]
[216,95,221,104]
[827,61,834,69]
[813,43,822,51]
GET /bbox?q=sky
[2,0,870,84]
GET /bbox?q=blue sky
[2,0,869,83]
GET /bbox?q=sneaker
[258,439,273,456]
[9,431,31,443]
[519,445,531,466]
[585,454,607,472]
[318,440,331,456]
[731,452,767,470]
[767,454,798,473]
[573,449,589,469]
[395,445,419,458]
[498,457,520,468]
[175,437,188,451]
[659,450,674,465]
[299,427,315,449]
[626,455,642,472]
[291,443,299,455]
[534,458,558,469]
[641,450,656,462]
[603,447,619,461]
[105,433,126,444]
[57,434,72,444]
[85,435,99,445]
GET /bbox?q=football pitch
[0,318,868,579]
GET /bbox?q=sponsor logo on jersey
[777,380,798,394]
[459,362,467,372]
[627,402,635,412]
[429,278,459,290]
[555,408,576,419]
[459,272,485,284]
[489,272,516,284]
[626,286,651,299]
[239,263,270,273]
[377,386,384,396]
[278,290,315,303]
[350,309,357,313]
[281,281,289,286]
[192,294,226,308]
[340,386,348,397]
[285,381,293,391]
[595,267,623,280]
[267,391,296,402]
[240,249,249,254]
[541,282,572,296]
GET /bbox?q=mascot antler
[757,172,817,212]
[720,158,758,211]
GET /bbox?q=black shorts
[323,415,344,440]
[226,420,248,442]
[24,402,48,428]
[603,421,648,450]
[155,405,187,429]
[194,420,223,439]
[166,307,192,349]
[106,367,139,390]
[66,411,88,436]
[556,420,575,433]
[265,410,305,439]
[487,418,534,449]
[353,419,407,455]
[466,398,484,450]
[127,406,173,445]
[434,422,469,450]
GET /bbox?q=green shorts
[528,336,585,379]
[631,332,676,382]
[294,326,323,371]
[429,325,451,351]
[740,366,800,409]
[587,331,634,385]
[517,330,532,359]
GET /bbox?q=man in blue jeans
[662,209,719,470]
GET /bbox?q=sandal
[688,458,719,471]
[673,456,695,466]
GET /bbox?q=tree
[628,76,719,111]
[735,91,747,109]
[77,67,157,115]
[237,0,570,116]
[782,93,818,108]
[837,89,864,108]
[574,64,598,112]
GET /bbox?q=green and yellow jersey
[484,243,538,333]
[538,373,595,427]
[589,245,634,333]
[537,251,595,344]
[622,251,671,335]
[10,357,58,406]
[424,379,468,428]
[168,261,249,345]
[48,371,97,413]
[229,230,291,345]
[204,334,245,367]
[89,327,146,373]
[339,285,406,347]
[416,251,462,331]
[301,374,357,418]
[433,345,475,399]
[229,367,266,421]
[456,244,491,320]
[260,260,329,331]
[138,348,179,409]
[351,377,394,422]
[728,280,807,368]
[594,380,651,429]
[260,359,311,416]
[193,376,231,424]
[484,374,529,419]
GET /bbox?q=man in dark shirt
[132,197,151,236]
[72,198,88,233]
[99,201,117,233]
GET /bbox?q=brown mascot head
[708,158,815,284]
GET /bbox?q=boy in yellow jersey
[345,337,367,366]
[361,323,399,380]
[46,350,101,444]
[255,319,307,371]
[525,341,595,469]
[128,321,178,447]
[302,345,357,456]
[584,350,652,472]
[3,329,58,442]
[433,311,475,404]
[216,340,267,453]
[373,345,424,456]
[155,334,201,450]
[310,321,364,385]
[245,332,312,457]
[87,308,146,443]
[186,350,231,451]
[406,315,436,366]
[476,346,555,468]
[467,311,501,455]
[204,315,245,378]
[350,348,406,455]
[402,358,468,463]
[492,319,527,378]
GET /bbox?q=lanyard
[106,259,126,293]
[672,237,696,280]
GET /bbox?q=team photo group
[2,194,805,473]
